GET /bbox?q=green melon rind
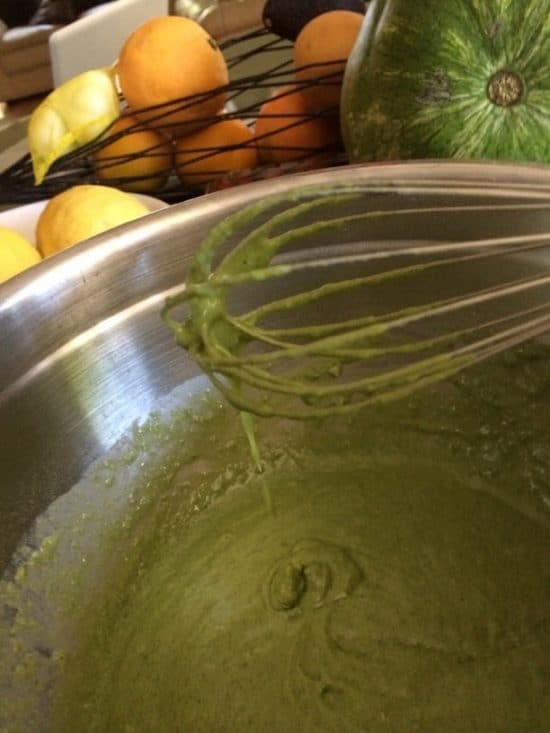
[341,0,550,163]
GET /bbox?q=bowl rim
[3,157,550,393]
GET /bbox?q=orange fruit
[293,10,364,113]
[254,85,341,164]
[117,16,229,137]
[174,118,258,188]
[93,114,174,193]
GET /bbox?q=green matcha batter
[1,344,550,732]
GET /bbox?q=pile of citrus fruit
[0,185,151,283]
[27,4,367,195]
[6,3,366,284]
[90,5,365,194]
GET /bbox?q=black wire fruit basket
[0,27,350,206]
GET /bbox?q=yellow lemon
[28,67,120,185]
[0,227,41,283]
[36,185,150,258]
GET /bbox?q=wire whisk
[162,179,550,419]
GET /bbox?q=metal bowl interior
[3,159,550,571]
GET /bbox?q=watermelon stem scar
[487,69,525,107]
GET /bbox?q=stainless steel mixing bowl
[3,160,550,572]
